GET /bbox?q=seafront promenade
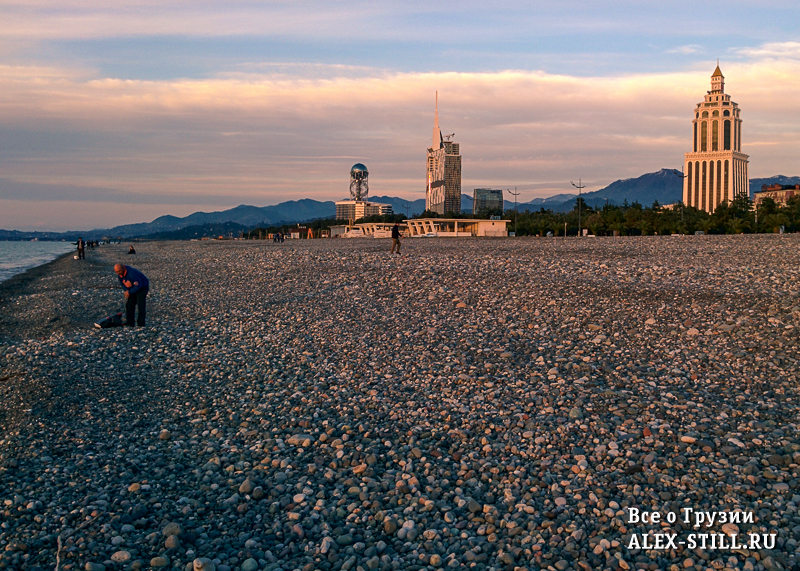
[0,237,798,571]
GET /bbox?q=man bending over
[114,263,150,327]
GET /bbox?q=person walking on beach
[390,222,402,255]
[75,237,86,260]
[114,263,149,327]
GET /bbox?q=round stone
[193,559,216,571]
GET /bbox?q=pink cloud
[1,52,799,229]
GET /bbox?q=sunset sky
[1,1,799,231]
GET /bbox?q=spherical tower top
[349,163,369,201]
[351,163,368,175]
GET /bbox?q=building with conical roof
[683,65,749,213]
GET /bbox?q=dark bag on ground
[94,312,124,329]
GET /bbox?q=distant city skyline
[1,1,799,230]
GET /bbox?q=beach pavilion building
[331,218,509,238]
[404,218,508,237]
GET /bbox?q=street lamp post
[571,179,585,237]
[507,187,521,237]
[754,200,759,231]
[671,169,686,227]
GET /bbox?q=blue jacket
[118,266,149,294]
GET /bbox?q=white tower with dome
[683,65,749,214]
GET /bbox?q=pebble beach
[1,236,799,571]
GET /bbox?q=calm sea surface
[0,241,75,283]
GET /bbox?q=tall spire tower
[432,91,441,150]
[425,93,461,214]
[682,64,749,214]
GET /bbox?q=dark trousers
[126,288,148,326]
[77,248,85,260]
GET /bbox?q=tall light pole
[671,169,686,227]
[507,187,520,236]
[754,199,759,231]
[571,179,585,237]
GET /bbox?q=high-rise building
[473,188,504,214]
[683,65,749,213]
[426,93,461,215]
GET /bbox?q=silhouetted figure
[75,237,85,260]
[391,222,402,254]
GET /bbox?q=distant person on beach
[75,237,85,260]
[390,222,402,255]
[128,245,136,255]
[114,264,149,327]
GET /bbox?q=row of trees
[421,195,799,236]
[243,196,799,239]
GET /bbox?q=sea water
[0,241,75,283]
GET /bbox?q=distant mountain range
[97,199,338,237]
[136,222,249,241]
[526,169,683,212]
[511,171,800,213]
[3,171,798,240]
